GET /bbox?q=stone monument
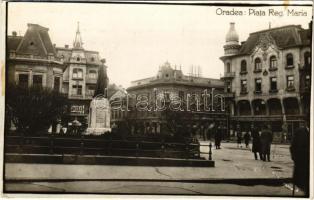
[86,59,111,135]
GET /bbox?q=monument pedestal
[86,97,111,135]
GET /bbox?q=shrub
[6,84,67,135]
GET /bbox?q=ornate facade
[221,22,312,141]
[55,23,107,126]
[111,62,226,140]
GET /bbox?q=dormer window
[77,57,81,62]
[91,57,95,62]
[286,53,294,68]
[254,58,262,72]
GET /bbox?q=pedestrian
[260,124,273,161]
[251,124,261,160]
[236,125,242,148]
[215,124,222,149]
[244,131,250,148]
[290,121,309,197]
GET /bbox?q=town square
[2,1,312,198]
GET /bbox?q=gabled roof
[239,25,310,55]
[14,24,56,57]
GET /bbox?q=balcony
[223,72,235,79]
[239,71,248,75]
[269,67,278,72]
[253,69,262,73]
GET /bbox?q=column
[297,97,304,115]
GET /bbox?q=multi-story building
[7,23,65,91]
[220,22,311,141]
[111,62,226,140]
[55,23,107,126]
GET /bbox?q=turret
[223,22,240,55]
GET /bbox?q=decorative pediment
[257,33,276,51]
[250,33,280,62]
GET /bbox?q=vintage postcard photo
[1,0,313,198]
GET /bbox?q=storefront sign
[71,105,85,114]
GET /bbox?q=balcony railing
[223,72,235,78]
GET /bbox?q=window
[72,85,82,95]
[270,77,277,91]
[304,52,311,66]
[33,75,43,89]
[286,53,294,67]
[255,78,262,93]
[76,57,81,62]
[73,68,83,79]
[87,85,95,96]
[91,57,95,62]
[226,63,231,73]
[240,60,247,73]
[89,70,97,79]
[54,77,60,92]
[269,56,277,69]
[226,82,231,92]
[287,75,294,89]
[254,58,262,71]
[240,80,247,93]
[18,74,28,87]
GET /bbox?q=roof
[13,23,57,57]
[238,25,310,55]
[7,36,22,52]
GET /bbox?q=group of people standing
[235,124,273,161]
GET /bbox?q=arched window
[286,53,294,67]
[304,51,311,66]
[226,63,231,73]
[269,56,277,69]
[254,58,262,71]
[240,60,247,73]
[77,57,81,62]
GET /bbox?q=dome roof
[225,22,239,45]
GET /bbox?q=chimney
[12,31,17,36]
[65,44,69,49]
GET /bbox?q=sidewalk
[5,142,302,196]
[5,142,293,181]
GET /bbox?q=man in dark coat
[236,125,242,148]
[251,124,261,160]
[260,124,273,161]
[290,121,309,196]
[215,124,222,149]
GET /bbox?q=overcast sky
[8,2,312,88]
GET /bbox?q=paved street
[5,142,304,196]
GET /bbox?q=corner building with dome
[220,22,312,141]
